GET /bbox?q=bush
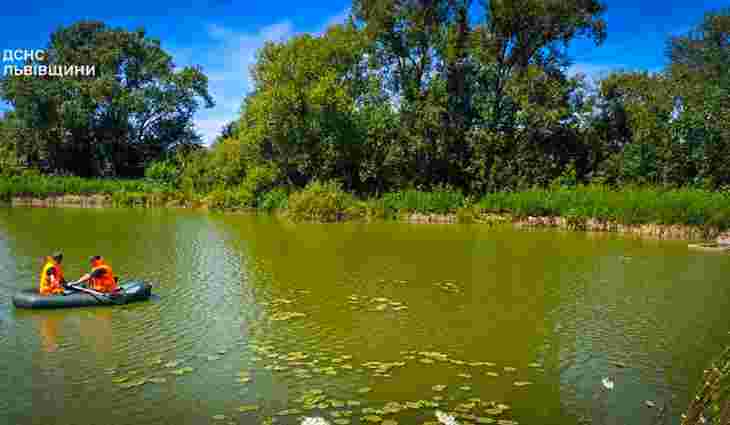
[258,188,289,212]
[287,180,357,222]
[144,160,180,187]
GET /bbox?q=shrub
[144,160,180,187]
[287,180,357,222]
[258,188,289,212]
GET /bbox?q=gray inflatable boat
[12,281,152,309]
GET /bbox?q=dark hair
[52,252,63,262]
[89,255,102,262]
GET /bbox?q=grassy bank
[4,175,730,236]
[0,174,184,207]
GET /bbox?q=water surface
[1,206,729,425]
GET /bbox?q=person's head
[89,255,103,267]
[51,252,63,264]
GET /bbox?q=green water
[1,206,729,425]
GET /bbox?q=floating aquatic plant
[300,417,331,425]
[601,377,614,390]
[271,312,307,321]
[436,410,460,425]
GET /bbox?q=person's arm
[75,269,103,286]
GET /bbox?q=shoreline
[8,194,730,244]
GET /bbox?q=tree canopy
[0,21,213,177]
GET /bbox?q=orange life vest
[39,258,65,295]
[89,258,118,293]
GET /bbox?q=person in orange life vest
[39,252,66,295]
[74,256,120,293]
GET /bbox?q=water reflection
[36,313,62,353]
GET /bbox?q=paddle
[64,280,125,305]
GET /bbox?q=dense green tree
[0,21,213,177]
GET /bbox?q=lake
[1,206,729,425]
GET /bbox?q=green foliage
[478,185,730,230]
[144,160,180,186]
[0,174,170,201]
[258,188,289,212]
[287,180,358,222]
[0,21,213,177]
[380,186,465,215]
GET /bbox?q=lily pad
[527,362,542,368]
[496,420,518,425]
[111,376,129,384]
[363,415,383,423]
[459,385,472,391]
[357,387,372,393]
[170,367,194,376]
[513,381,532,387]
[486,372,499,377]
[346,400,362,407]
[476,418,496,424]
[237,405,259,413]
[458,373,473,379]
[148,377,167,384]
[271,312,307,321]
[119,378,147,389]
[382,420,398,425]
[334,419,351,425]
[163,360,181,368]
[212,414,226,420]
[432,385,447,392]
[419,358,435,364]
[275,408,302,416]
[503,367,517,372]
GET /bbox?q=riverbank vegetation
[2,4,728,233]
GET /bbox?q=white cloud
[172,11,352,145]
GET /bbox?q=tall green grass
[4,175,730,231]
[379,187,466,215]
[0,175,173,202]
[478,185,730,230]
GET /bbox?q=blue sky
[0,0,726,144]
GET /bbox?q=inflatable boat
[12,281,153,309]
